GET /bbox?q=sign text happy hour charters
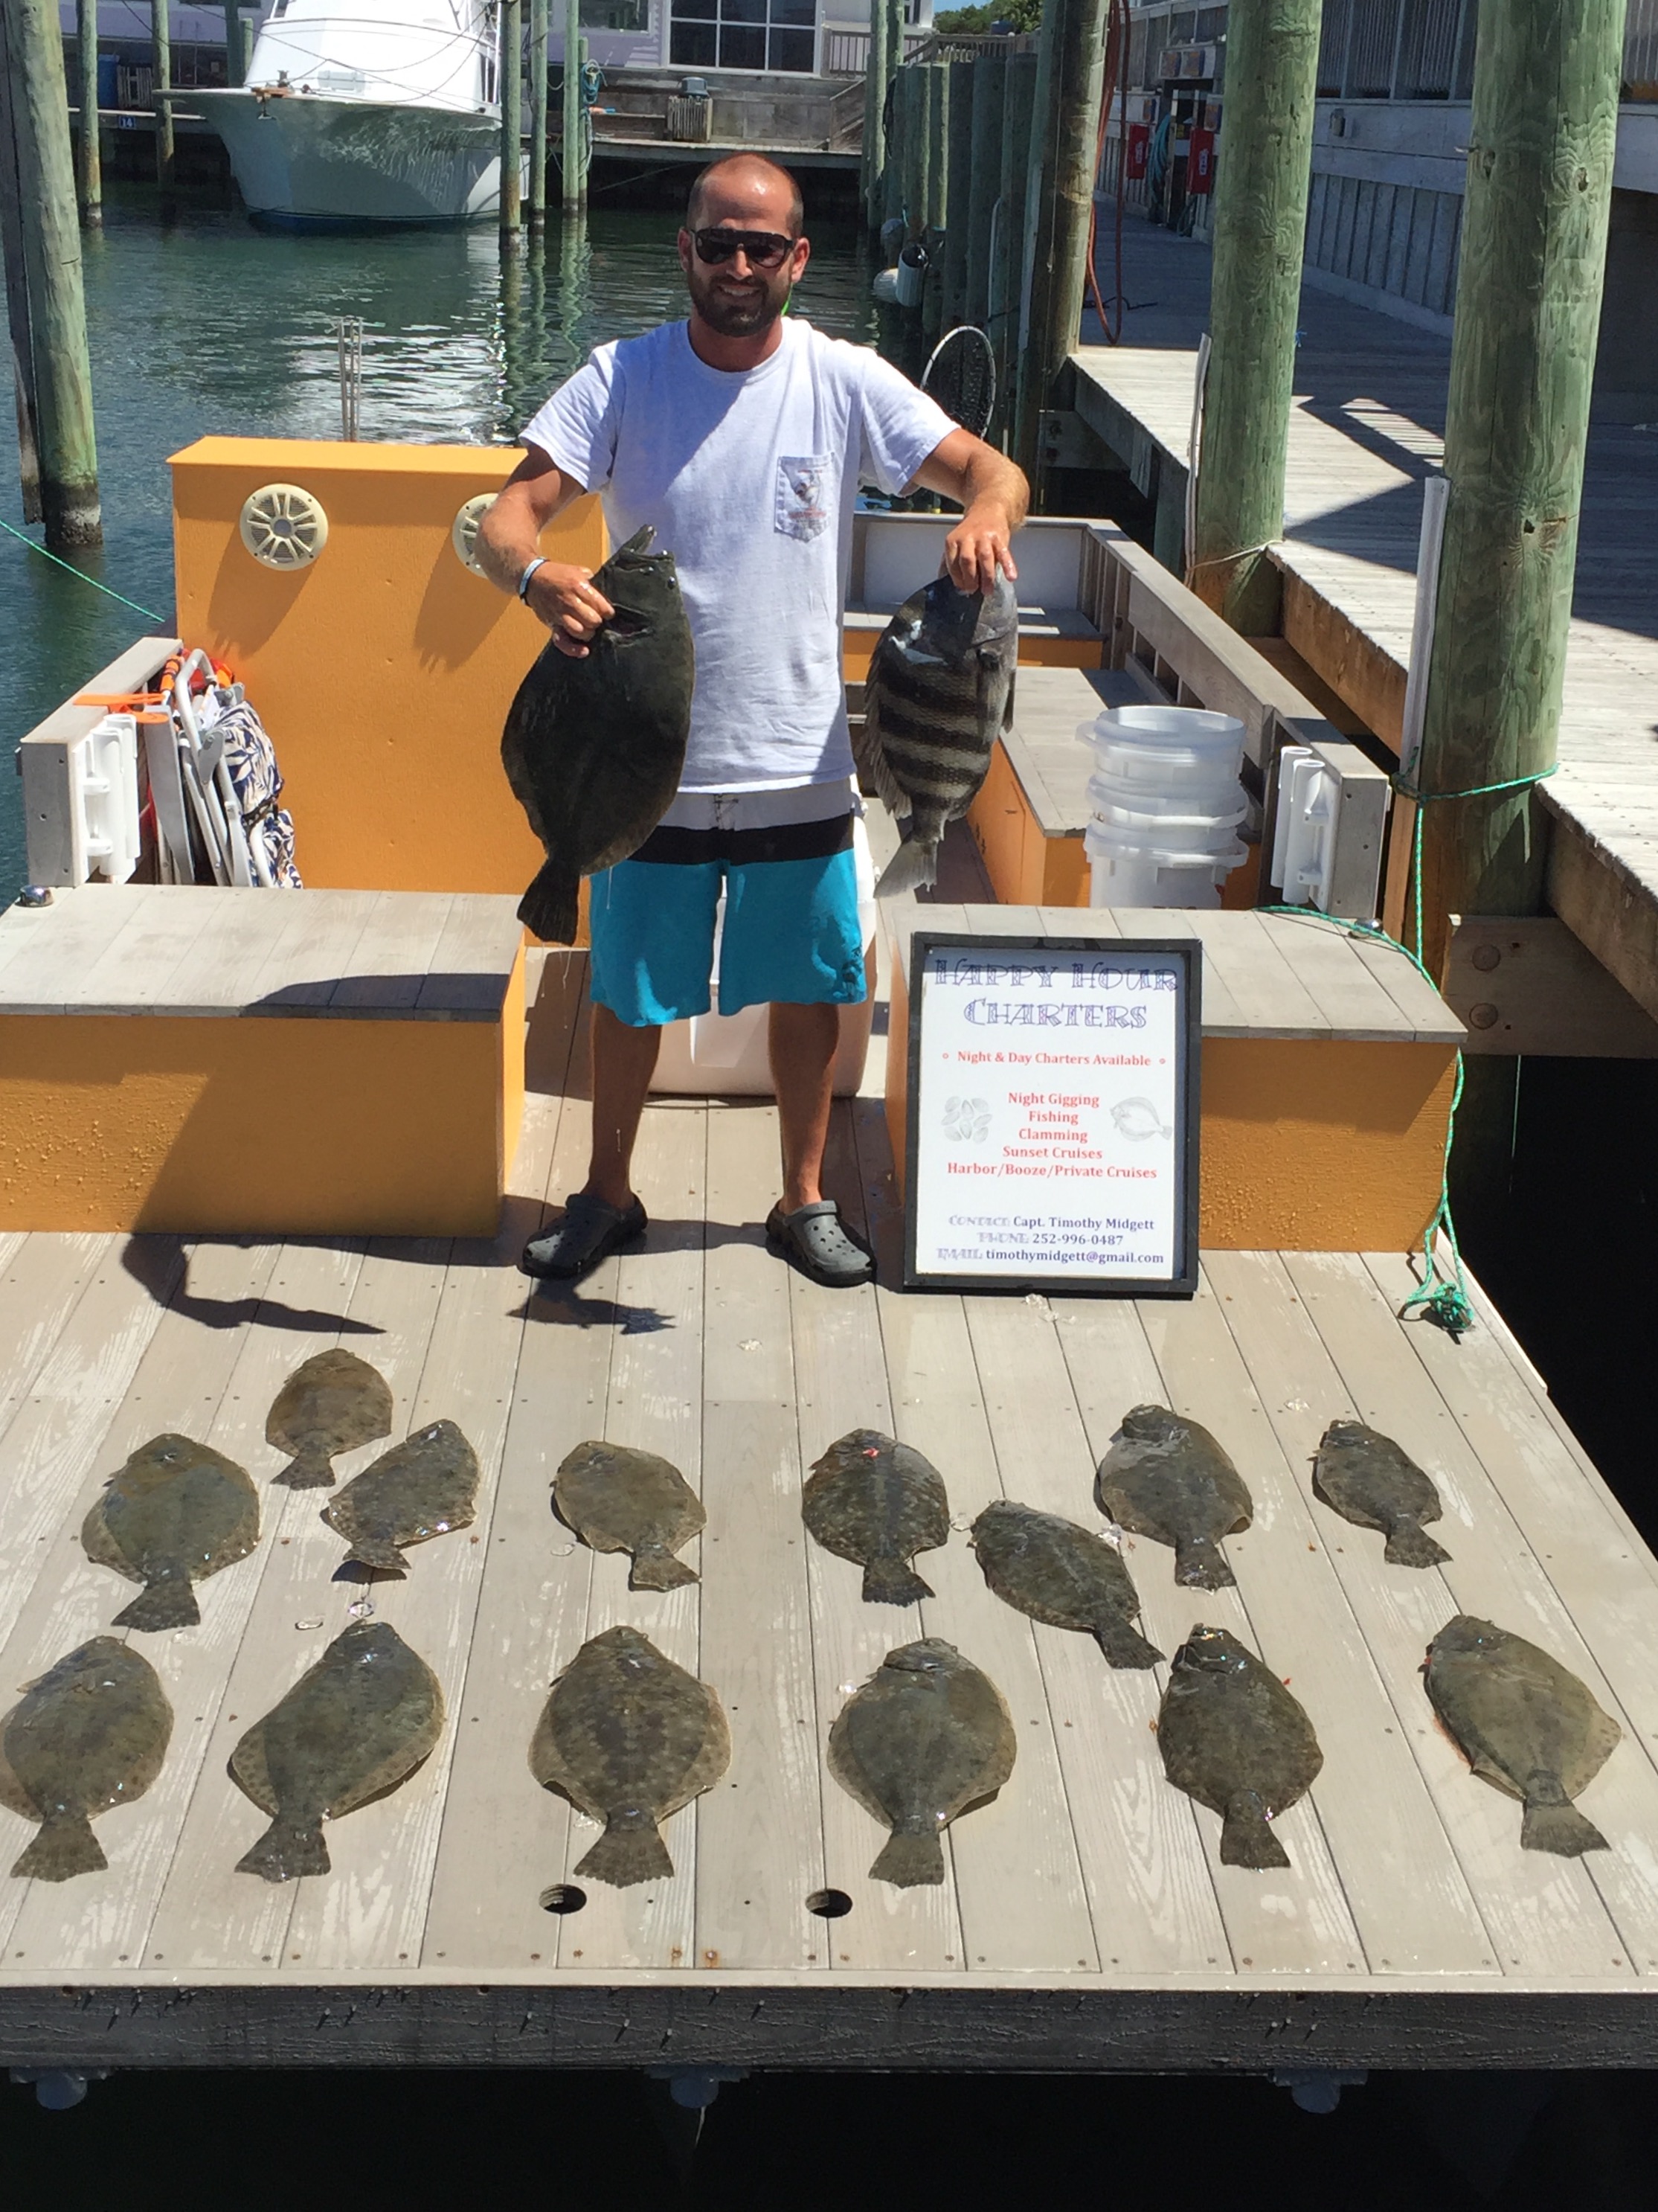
[909,942,1194,1286]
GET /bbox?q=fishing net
[920,325,997,442]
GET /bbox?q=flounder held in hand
[855,570,1018,896]
[1096,1403,1253,1590]
[321,1419,480,1573]
[829,1638,1016,1887]
[266,1349,393,1490]
[0,1638,172,1879]
[1424,1615,1620,1856]
[231,1622,444,1881]
[971,1500,1162,1669]
[82,1432,260,1630]
[1157,1624,1323,1869]
[501,526,694,945]
[1313,1419,1450,1567]
[553,1440,704,1591]
[530,1626,730,1887]
[803,1429,951,1605]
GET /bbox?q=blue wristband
[517,556,547,602]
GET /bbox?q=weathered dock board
[0,951,1654,2071]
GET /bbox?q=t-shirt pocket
[775,453,834,543]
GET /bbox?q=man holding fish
[481,153,1027,1289]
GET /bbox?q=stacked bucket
[1079,705,1250,909]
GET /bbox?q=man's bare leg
[585,1002,662,1209]
[769,999,840,1213]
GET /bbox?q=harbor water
[0,190,878,900]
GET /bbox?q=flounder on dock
[82,1432,260,1631]
[829,1638,1016,1887]
[530,1626,730,1888]
[1095,1404,1253,1590]
[1424,1615,1620,1856]
[553,1440,704,1591]
[321,1419,480,1573]
[0,1638,172,1879]
[1157,1623,1323,1869]
[1313,1418,1450,1567]
[230,1621,445,1881]
[501,526,694,944]
[802,1429,950,1605]
[855,571,1018,895]
[970,1500,1162,1669]
[266,1349,394,1490]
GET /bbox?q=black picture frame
[902,933,1202,1298]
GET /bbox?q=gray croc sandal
[520,1193,647,1283]
[765,1200,875,1288]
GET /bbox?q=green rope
[0,514,166,625]
[1264,761,1557,1341]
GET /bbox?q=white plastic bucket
[1077,704,1247,798]
[1085,822,1246,910]
[1078,704,1248,908]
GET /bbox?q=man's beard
[690,266,787,337]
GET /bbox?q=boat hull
[193,89,503,228]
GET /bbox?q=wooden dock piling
[922,60,949,341]
[993,51,1039,435]
[963,54,1001,329]
[1014,0,1111,486]
[862,0,887,231]
[881,0,905,230]
[7,0,100,545]
[527,0,548,230]
[1187,0,1320,626]
[499,0,521,245]
[0,3,43,525]
[150,0,173,200]
[222,0,251,84]
[76,0,100,224]
[942,56,974,327]
[561,0,585,213]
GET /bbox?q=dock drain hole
[806,1889,853,1920]
[539,1885,588,1915]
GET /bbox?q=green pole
[1013,0,1110,488]
[499,0,521,246]
[152,0,174,200]
[963,54,1000,328]
[941,54,972,326]
[220,0,240,85]
[77,0,101,223]
[992,49,1038,440]
[528,0,548,229]
[7,0,100,546]
[1188,0,1320,627]
[1418,0,1627,955]
[862,0,887,233]
[880,0,904,228]
[561,0,583,212]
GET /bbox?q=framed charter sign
[903,934,1201,1298]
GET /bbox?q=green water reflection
[1,189,876,898]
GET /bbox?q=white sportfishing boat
[193,0,504,229]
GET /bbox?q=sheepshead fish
[530,1626,730,1887]
[321,1419,480,1573]
[1314,1419,1450,1568]
[829,1638,1016,1887]
[1096,1403,1253,1590]
[501,525,693,944]
[553,1440,704,1591]
[0,1638,172,1879]
[970,1500,1162,1670]
[266,1349,393,1490]
[803,1429,950,1605]
[1424,1615,1620,1856]
[1157,1624,1323,1869]
[856,570,1018,896]
[231,1621,444,1881]
[82,1432,260,1631]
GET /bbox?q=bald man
[481,153,1028,1289]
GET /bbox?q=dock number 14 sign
[903,935,1201,1297]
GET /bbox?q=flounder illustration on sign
[942,1096,992,1141]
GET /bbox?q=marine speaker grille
[239,483,329,571]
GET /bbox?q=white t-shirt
[518,316,957,792]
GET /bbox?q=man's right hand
[525,562,615,657]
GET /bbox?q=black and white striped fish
[856,571,1018,896]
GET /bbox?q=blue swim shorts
[588,780,868,1028]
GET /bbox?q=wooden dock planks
[0,966,1654,2060]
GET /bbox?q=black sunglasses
[691,226,798,271]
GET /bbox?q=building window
[669,0,814,71]
[580,0,649,28]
